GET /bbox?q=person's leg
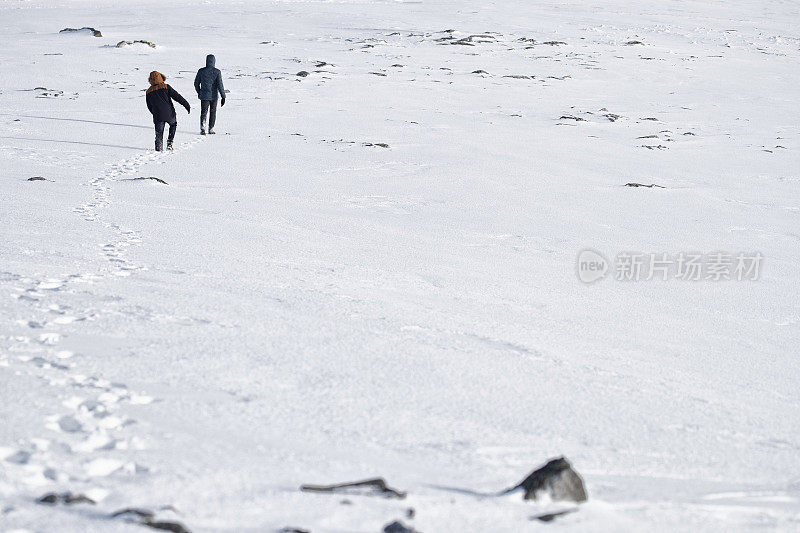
[154,122,165,151]
[209,99,218,132]
[167,121,177,149]
[200,100,209,133]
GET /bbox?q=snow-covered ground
[1,0,799,531]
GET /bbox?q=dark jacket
[146,71,190,124]
[194,55,225,101]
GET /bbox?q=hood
[206,54,215,68]
[148,71,165,85]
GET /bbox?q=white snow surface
[1,0,799,531]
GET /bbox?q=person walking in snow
[145,71,191,151]
[194,54,226,135]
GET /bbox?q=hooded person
[145,71,191,151]
[194,54,226,135]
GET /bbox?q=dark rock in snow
[301,477,406,499]
[624,182,665,188]
[504,457,587,503]
[603,113,621,122]
[542,41,567,45]
[60,27,102,37]
[532,508,578,522]
[280,528,310,533]
[125,177,168,184]
[559,115,585,122]
[472,69,489,74]
[145,521,192,533]
[363,142,390,148]
[383,520,417,533]
[116,40,157,48]
[625,40,644,45]
[111,508,191,533]
[38,492,96,505]
[28,176,48,181]
[112,508,156,520]
[296,71,310,77]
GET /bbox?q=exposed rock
[116,40,157,48]
[383,521,417,533]
[280,528,310,533]
[603,113,621,122]
[472,69,489,74]
[624,182,665,188]
[370,72,388,76]
[364,142,389,148]
[27,176,48,181]
[532,508,578,522]
[503,74,531,79]
[301,477,406,499]
[112,508,156,520]
[559,115,585,122]
[445,34,496,46]
[145,521,191,533]
[38,492,96,505]
[296,71,310,77]
[32,87,64,98]
[542,41,567,45]
[504,457,587,503]
[625,40,644,45]
[60,27,102,37]
[111,508,191,533]
[125,177,168,184]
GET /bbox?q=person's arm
[217,70,225,102]
[194,69,202,97]
[168,85,191,113]
[146,92,155,114]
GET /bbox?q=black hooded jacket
[146,83,190,124]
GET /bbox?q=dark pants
[201,99,217,131]
[155,120,177,151]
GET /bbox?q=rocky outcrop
[116,40,156,48]
[504,457,587,503]
[301,477,406,499]
[60,27,102,37]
